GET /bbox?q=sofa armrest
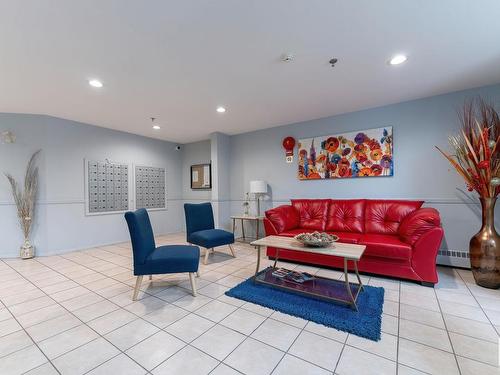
[263,217,279,236]
[398,207,442,246]
[411,227,444,284]
[264,205,300,234]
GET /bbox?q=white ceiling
[1,0,500,143]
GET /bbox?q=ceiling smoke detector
[329,58,338,67]
[281,54,294,63]
[151,117,161,130]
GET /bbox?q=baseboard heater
[436,249,471,269]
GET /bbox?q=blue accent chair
[184,202,235,264]
[125,208,200,300]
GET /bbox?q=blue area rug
[225,269,384,341]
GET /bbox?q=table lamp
[250,180,267,216]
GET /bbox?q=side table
[231,215,264,243]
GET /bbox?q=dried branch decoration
[436,98,500,198]
[4,150,40,239]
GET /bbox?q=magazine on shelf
[271,268,315,283]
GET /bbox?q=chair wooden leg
[189,273,197,296]
[204,248,210,265]
[196,271,200,277]
[228,244,236,258]
[132,275,143,301]
[149,275,152,281]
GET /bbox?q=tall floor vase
[470,197,500,289]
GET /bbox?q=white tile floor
[0,233,499,375]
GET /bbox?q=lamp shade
[249,180,267,194]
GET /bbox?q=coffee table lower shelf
[253,267,363,310]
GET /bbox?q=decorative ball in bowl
[294,232,338,247]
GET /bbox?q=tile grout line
[1,271,482,372]
[2,241,496,374]
[1,260,63,375]
[456,271,500,336]
[3,258,153,375]
[395,274,401,375]
[432,282,463,375]
[4,255,433,373]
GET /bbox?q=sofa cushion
[279,228,362,244]
[365,200,424,235]
[291,199,329,231]
[360,233,412,260]
[399,207,441,245]
[326,199,365,233]
[265,205,300,233]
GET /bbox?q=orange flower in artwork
[355,152,367,163]
[324,137,340,152]
[316,154,326,163]
[359,167,374,176]
[370,149,383,161]
[338,165,351,177]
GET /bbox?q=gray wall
[0,114,184,257]
[211,132,231,228]
[2,83,500,266]
[227,84,500,267]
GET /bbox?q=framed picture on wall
[191,163,212,190]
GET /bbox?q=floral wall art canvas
[298,127,393,180]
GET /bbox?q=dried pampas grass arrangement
[4,150,40,258]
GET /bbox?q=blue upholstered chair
[184,202,235,264]
[125,208,200,300]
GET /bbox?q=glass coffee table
[250,235,366,310]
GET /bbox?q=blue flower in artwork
[381,128,392,144]
[351,161,364,177]
[331,154,341,164]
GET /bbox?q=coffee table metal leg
[273,247,279,269]
[344,258,358,311]
[354,260,364,291]
[254,245,261,278]
[241,219,245,240]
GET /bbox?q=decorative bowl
[294,231,338,247]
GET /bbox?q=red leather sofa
[263,199,444,285]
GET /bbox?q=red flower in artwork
[338,166,351,177]
[354,144,368,153]
[324,137,340,152]
[339,157,350,167]
[355,152,368,163]
[371,164,383,176]
[368,139,381,150]
[327,163,337,172]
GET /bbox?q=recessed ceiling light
[88,79,103,88]
[152,125,161,130]
[216,106,226,113]
[389,55,408,65]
